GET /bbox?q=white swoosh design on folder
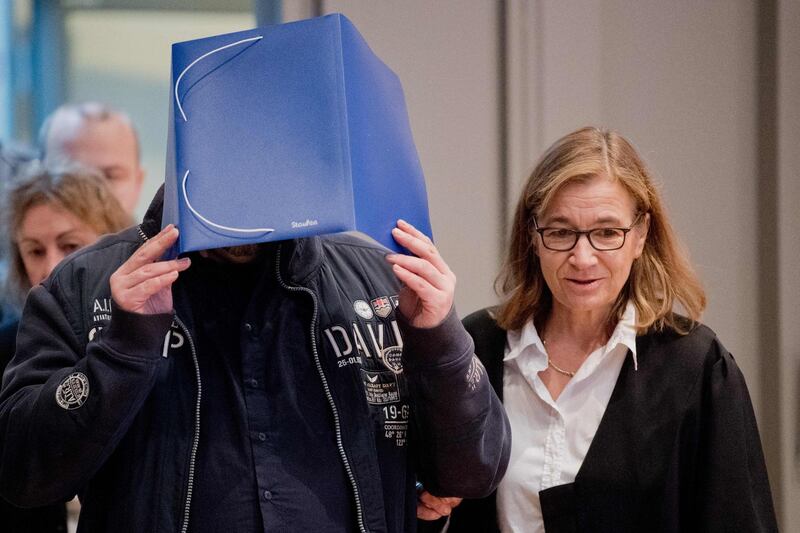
[175,35,274,237]
[174,35,263,122]
[182,170,274,235]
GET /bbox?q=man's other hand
[386,219,456,329]
[417,490,463,521]
[110,224,190,314]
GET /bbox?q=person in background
[418,126,778,532]
[1,163,132,321]
[39,102,145,216]
[0,163,130,533]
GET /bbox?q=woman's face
[16,202,100,287]
[535,175,648,319]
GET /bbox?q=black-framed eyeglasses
[533,213,644,251]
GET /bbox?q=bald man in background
[40,102,144,216]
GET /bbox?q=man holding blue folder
[0,186,510,532]
[0,15,510,532]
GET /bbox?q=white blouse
[496,302,638,533]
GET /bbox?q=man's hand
[417,490,463,521]
[386,220,456,329]
[109,224,191,314]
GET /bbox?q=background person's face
[535,175,647,319]
[63,119,144,215]
[17,202,101,286]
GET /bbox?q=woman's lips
[565,277,601,289]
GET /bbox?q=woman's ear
[530,216,541,257]
[633,212,650,257]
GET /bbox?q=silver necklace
[542,338,576,378]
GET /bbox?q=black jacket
[437,308,777,533]
[0,194,510,533]
[0,307,67,533]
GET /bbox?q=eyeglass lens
[541,228,626,251]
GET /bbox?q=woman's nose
[568,234,598,267]
[43,251,66,280]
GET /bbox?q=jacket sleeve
[401,307,511,499]
[0,281,173,507]
[689,339,778,532]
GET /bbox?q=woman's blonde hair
[495,126,706,334]
[1,163,132,307]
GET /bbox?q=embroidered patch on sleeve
[55,372,90,410]
[466,357,485,391]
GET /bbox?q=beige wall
[777,0,800,526]
[321,0,504,315]
[65,10,256,219]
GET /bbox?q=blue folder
[163,13,432,254]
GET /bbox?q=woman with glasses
[417,126,777,532]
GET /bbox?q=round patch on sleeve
[55,372,90,410]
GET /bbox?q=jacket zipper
[274,245,368,533]
[137,226,203,533]
[175,316,202,533]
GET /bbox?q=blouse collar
[504,301,639,371]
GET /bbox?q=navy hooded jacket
[0,191,510,532]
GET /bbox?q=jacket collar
[139,184,165,240]
[277,237,324,284]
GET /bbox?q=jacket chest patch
[370,296,393,318]
[353,300,373,319]
[380,346,403,374]
[322,294,410,447]
[360,369,400,405]
[381,403,409,447]
[323,320,403,372]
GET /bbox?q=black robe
[422,308,778,533]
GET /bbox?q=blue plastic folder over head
[163,13,432,254]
